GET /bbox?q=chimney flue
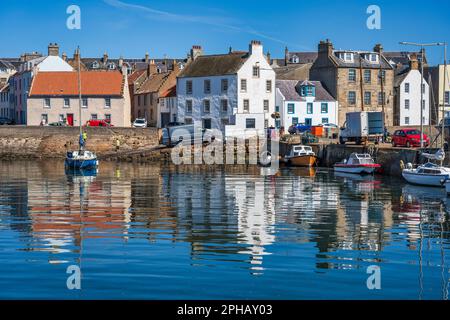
[48,43,59,56]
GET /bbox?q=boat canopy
[346,153,375,165]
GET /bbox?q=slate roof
[273,63,312,80]
[394,71,410,88]
[0,60,16,70]
[128,69,146,83]
[179,52,249,78]
[276,79,335,102]
[384,51,427,66]
[330,51,393,69]
[286,52,318,64]
[29,71,124,97]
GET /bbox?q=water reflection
[0,161,449,299]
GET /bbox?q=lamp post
[399,42,446,148]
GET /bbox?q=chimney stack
[409,53,419,70]
[285,46,289,66]
[249,40,263,56]
[48,43,59,56]
[190,45,203,60]
[318,39,333,57]
[119,56,124,68]
[374,43,383,53]
[266,51,271,64]
[147,59,157,76]
[172,59,180,73]
[145,52,149,63]
[103,52,108,63]
[73,48,80,63]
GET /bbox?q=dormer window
[91,61,99,69]
[345,53,353,61]
[365,53,379,63]
[108,63,116,70]
[300,84,316,97]
[291,55,299,64]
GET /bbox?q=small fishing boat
[402,149,450,187]
[65,150,98,170]
[283,145,317,167]
[64,46,99,171]
[334,153,380,174]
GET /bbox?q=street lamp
[399,41,446,148]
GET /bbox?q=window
[64,98,70,108]
[266,80,272,92]
[221,79,228,92]
[275,119,281,129]
[91,114,98,120]
[252,66,260,78]
[364,92,371,105]
[364,70,371,83]
[105,98,111,108]
[203,118,211,129]
[204,79,211,94]
[348,69,356,81]
[348,91,356,105]
[44,98,51,108]
[275,106,280,112]
[422,84,425,94]
[292,117,299,125]
[221,99,228,113]
[59,114,64,122]
[186,100,193,113]
[263,100,269,112]
[307,103,313,114]
[82,98,88,108]
[422,99,426,109]
[287,103,295,114]
[246,118,256,129]
[321,103,328,113]
[305,118,312,126]
[301,85,315,97]
[264,119,269,128]
[243,99,249,112]
[445,91,450,105]
[405,99,410,109]
[378,70,386,84]
[405,117,410,125]
[378,92,385,105]
[105,114,111,122]
[322,118,329,124]
[241,79,247,92]
[405,83,410,93]
[186,80,193,94]
[203,99,210,113]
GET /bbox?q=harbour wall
[0,126,161,160]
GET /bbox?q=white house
[394,54,430,126]
[176,41,275,138]
[275,80,338,128]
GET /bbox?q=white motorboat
[334,153,380,174]
[402,162,450,187]
[402,149,450,187]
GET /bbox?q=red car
[392,129,429,147]
[85,119,113,127]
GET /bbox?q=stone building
[309,40,395,126]
[27,69,131,127]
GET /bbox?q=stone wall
[0,126,160,159]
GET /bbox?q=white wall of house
[0,86,10,119]
[177,41,275,138]
[35,56,74,72]
[158,96,177,127]
[398,70,430,126]
[275,89,338,128]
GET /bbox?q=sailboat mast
[77,47,82,138]
[442,44,447,151]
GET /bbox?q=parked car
[288,123,311,134]
[0,117,13,125]
[321,123,338,129]
[133,118,147,128]
[392,129,429,147]
[48,121,68,126]
[85,119,113,127]
[166,121,185,127]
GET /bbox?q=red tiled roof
[29,71,124,97]
[128,69,146,83]
[160,85,176,98]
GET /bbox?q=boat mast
[442,44,447,150]
[77,46,82,139]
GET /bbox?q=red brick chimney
[147,59,157,76]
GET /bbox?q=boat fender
[399,160,405,170]
[406,162,413,170]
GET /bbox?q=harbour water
[0,160,449,300]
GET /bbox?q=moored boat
[65,150,99,170]
[334,153,380,174]
[283,145,317,167]
[402,149,450,187]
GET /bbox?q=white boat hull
[402,170,449,187]
[334,166,376,174]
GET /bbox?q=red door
[67,114,74,126]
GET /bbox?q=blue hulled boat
[65,150,98,169]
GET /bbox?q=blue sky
[1,0,449,64]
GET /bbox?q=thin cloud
[103,0,310,49]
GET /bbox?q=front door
[160,112,170,127]
[67,114,74,126]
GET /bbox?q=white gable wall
[398,70,429,126]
